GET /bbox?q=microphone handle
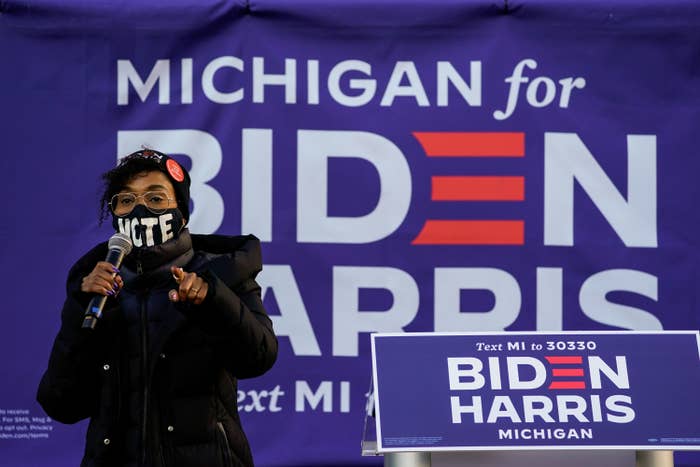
[81,248,127,330]
[82,296,108,330]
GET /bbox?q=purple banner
[2,1,700,466]
[372,331,700,451]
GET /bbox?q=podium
[363,331,700,467]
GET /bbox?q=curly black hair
[98,155,169,224]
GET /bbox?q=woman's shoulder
[189,234,262,287]
[190,233,260,256]
[64,241,109,290]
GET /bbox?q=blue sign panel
[371,331,700,452]
[3,1,700,465]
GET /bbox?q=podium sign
[371,331,700,452]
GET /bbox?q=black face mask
[112,204,185,249]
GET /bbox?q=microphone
[82,232,133,330]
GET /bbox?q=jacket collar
[121,229,194,288]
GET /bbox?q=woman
[37,149,278,467]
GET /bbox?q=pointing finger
[178,272,196,301]
[171,266,185,283]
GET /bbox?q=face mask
[112,204,185,249]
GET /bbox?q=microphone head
[108,232,133,255]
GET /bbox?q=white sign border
[370,330,700,453]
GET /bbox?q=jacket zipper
[135,249,143,275]
[140,291,150,467]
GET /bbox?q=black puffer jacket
[37,231,278,467]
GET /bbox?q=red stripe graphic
[431,176,525,201]
[412,131,526,245]
[545,356,583,364]
[413,132,525,157]
[412,220,524,245]
[552,368,585,377]
[549,381,587,390]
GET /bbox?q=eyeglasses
[110,191,174,216]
